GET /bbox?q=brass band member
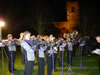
[6,34,17,73]
[19,32,26,70]
[21,31,35,75]
[66,33,73,66]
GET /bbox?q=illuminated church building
[53,0,80,36]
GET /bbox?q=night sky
[0,0,67,38]
[79,0,100,36]
[0,0,100,38]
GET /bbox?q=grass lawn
[0,48,100,75]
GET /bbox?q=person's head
[70,32,74,38]
[66,37,71,42]
[49,34,54,42]
[96,36,100,43]
[24,31,31,40]
[7,34,13,41]
[65,33,70,39]
[45,36,50,43]
[66,34,71,42]
[50,34,53,38]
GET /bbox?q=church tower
[67,0,79,31]
[53,0,79,36]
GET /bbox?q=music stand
[66,51,73,75]
[52,52,54,75]
[0,47,8,71]
[79,46,85,70]
[11,52,14,75]
[61,51,64,75]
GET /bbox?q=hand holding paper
[92,49,100,55]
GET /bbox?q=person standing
[58,38,66,67]
[19,32,26,70]
[6,34,17,73]
[37,39,47,75]
[95,36,100,70]
[53,40,59,72]
[79,37,86,56]
[66,36,73,66]
[85,36,92,56]
[46,35,55,75]
[21,31,35,75]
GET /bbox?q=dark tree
[77,0,100,36]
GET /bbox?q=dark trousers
[99,55,100,70]
[22,49,26,65]
[47,53,52,75]
[54,53,57,70]
[82,46,86,56]
[59,51,64,66]
[68,51,72,66]
[73,45,76,56]
[24,61,34,75]
[80,46,86,56]
[87,46,91,55]
[8,51,16,73]
[37,57,45,75]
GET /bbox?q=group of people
[0,30,100,75]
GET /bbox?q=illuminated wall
[53,1,79,36]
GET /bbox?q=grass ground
[0,48,100,75]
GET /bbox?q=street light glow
[0,21,5,27]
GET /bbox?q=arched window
[71,6,75,13]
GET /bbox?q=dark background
[0,0,67,38]
[0,0,100,38]
[79,0,100,36]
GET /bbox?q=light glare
[0,21,5,27]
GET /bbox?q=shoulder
[21,41,27,45]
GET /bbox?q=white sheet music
[92,49,100,54]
